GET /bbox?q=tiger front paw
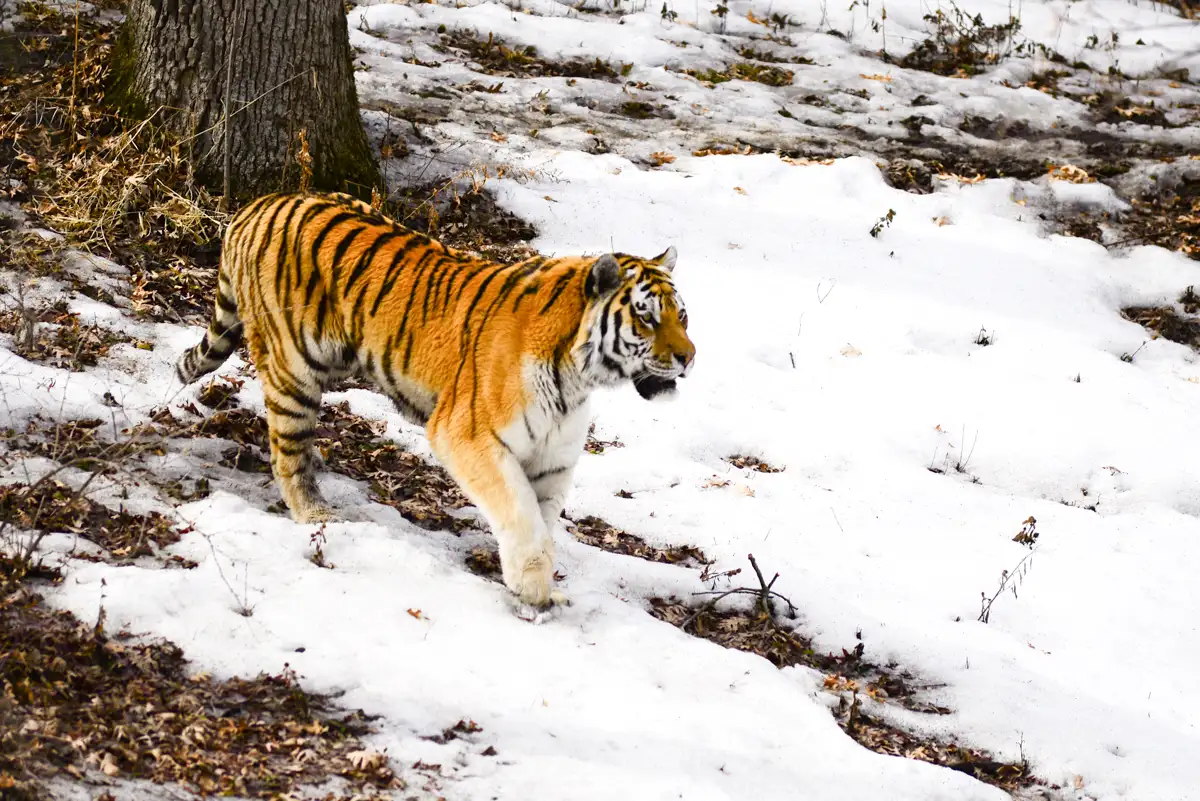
[503,550,568,609]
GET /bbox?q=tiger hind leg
[261,363,337,524]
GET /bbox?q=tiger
[175,192,695,608]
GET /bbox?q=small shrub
[869,209,896,238]
[900,6,1022,77]
[978,517,1040,624]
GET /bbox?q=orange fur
[177,192,695,606]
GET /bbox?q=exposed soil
[436,29,623,83]
[569,515,711,567]
[649,586,1047,795]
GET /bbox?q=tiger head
[583,247,695,400]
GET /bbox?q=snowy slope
[5,1,1200,800]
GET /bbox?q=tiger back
[177,192,695,608]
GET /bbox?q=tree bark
[114,0,379,200]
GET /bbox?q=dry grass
[1,3,226,325]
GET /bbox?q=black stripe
[371,236,427,316]
[275,428,316,442]
[452,265,490,307]
[283,389,322,411]
[332,224,367,269]
[421,254,448,323]
[611,310,625,355]
[307,211,358,274]
[513,282,540,312]
[459,267,505,351]
[335,226,372,294]
[490,429,514,455]
[540,271,575,314]
[529,466,568,483]
[315,296,329,338]
[253,197,298,297]
[394,251,440,354]
[346,230,399,300]
[265,398,310,418]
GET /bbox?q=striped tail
[175,274,244,385]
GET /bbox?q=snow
[5,1,1200,800]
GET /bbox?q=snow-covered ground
[4,1,1200,800]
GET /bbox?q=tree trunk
[113,0,379,200]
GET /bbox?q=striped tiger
[176,192,695,607]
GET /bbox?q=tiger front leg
[529,461,578,539]
[430,426,567,608]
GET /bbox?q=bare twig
[686,553,797,628]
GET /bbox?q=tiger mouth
[632,370,678,400]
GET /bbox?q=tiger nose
[675,342,696,370]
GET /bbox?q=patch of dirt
[569,515,711,567]
[464,546,502,580]
[437,30,622,82]
[647,560,1049,796]
[616,100,672,120]
[128,254,220,325]
[0,5,226,326]
[958,115,1033,141]
[1088,92,1172,127]
[0,583,404,799]
[648,596,918,698]
[736,46,813,66]
[1122,302,1200,348]
[0,480,184,567]
[724,455,784,473]
[1117,173,1200,259]
[175,403,476,532]
[838,706,1036,792]
[0,301,143,371]
[195,375,243,410]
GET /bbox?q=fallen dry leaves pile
[0,480,182,564]
[0,299,142,372]
[0,581,404,799]
[568,515,711,567]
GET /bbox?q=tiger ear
[586,254,622,299]
[653,246,677,273]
